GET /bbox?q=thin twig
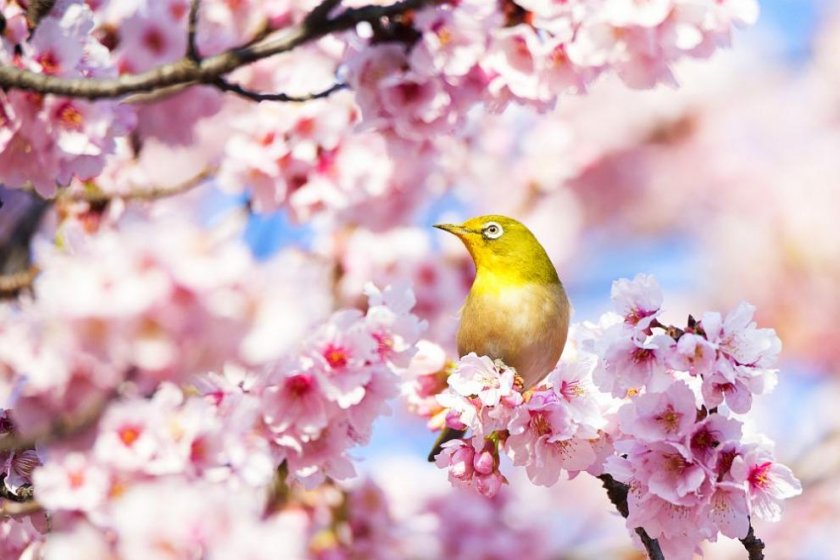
[186,0,202,62]
[213,78,346,103]
[0,0,437,99]
[0,265,38,298]
[598,474,665,560]
[62,166,216,204]
[740,523,765,560]
[0,387,120,453]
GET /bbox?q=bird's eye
[483,222,503,239]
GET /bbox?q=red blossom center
[143,28,167,55]
[190,438,207,463]
[691,427,718,451]
[170,1,189,19]
[749,461,773,490]
[631,347,655,364]
[56,102,84,130]
[117,425,142,447]
[286,374,314,396]
[36,51,61,75]
[324,344,349,369]
[68,469,86,489]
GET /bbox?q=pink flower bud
[475,472,503,498]
[473,449,495,475]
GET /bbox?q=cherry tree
[0,0,801,558]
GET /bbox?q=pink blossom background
[0,0,837,557]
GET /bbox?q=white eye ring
[483,222,503,239]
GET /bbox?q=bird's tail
[427,427,467,462]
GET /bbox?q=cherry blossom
[421,274,800,558]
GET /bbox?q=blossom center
[532,412,552,436]
[117,425,142,447]
[323,344,349,369]
[749,461,773,490]
[287,373,314,396]
[655,406,681,433]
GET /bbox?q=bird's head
[434,215,559,284]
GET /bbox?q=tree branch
[0,386,121,453]
[26,0,57,28]
[63,166,216,204]
[0,478,34,504]
[0,265,38,298]
[304,0,343,27]
[740,523,765,560]
[186,0,202,62]
[0,499,42,518]
[598,474,665,560]
[213,78,346,103]
[0,0,437,100]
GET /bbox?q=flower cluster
[259,282,426,486]
[431,352,608,496]
[593,274,800,558]
[1,277,424,556]
[0,1,133,195]
[345,0,758,142]
[0,211,333,440]
[423,274,801,558]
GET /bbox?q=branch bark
[0,0,437,100]
[0,265,38,298]
[213,78,346,103]
[740,523,765,560]
[186,0,202,62]
[0,499,42,518]
[598,474,665,560]
[0,387,120,453]
[62,166,216,204]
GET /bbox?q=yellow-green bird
[428,215,571,461]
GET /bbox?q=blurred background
[346,0,839,556]
[3,0,838,557]
[241,0,840,556]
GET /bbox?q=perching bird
[428,215,571,461]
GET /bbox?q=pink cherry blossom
[447,352,516,407]
[731,445,803,522]
[611,273,664,330]
[32,452,110,513]
[618,381,698,442]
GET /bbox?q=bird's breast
[457,281,570,388]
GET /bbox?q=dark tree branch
[0,190,49,297]
[740,523,765,560]
[26,0,56,28]
[186,0,202,62]
[0,265,38,298]
[213,78,346,103]
[0,478,34,504]
[0,0,438,100]
[0,387,121,453]
[598,474,665,560]
[304,0,343,26]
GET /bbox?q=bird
[428,215,571,461]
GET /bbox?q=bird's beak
[434,223,470,237]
